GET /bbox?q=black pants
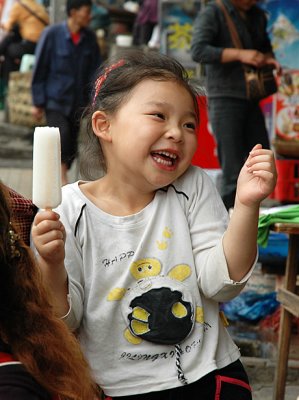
[0,28,36,84]
[132,22,156,46]
[105,360,252,400]
[208,97,270,210]
[46,109,81,169]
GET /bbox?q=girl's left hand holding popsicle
[32,125,65,264]
[32,210,69,317]
[31,126,69,316]
[32,210,66,266]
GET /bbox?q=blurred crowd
[0,0,159,109]
[0,0,159,186]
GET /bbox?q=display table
[272,223,299,400]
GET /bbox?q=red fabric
[8,188,37,246]
[192,96,220,169]
[71,31,81,45]
[215,375,251,400]
[260,306,299,333]
[0,352,16,363]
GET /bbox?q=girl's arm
[31,210,69,317]
[223,144,277,282]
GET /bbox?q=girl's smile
[150,149,180,171]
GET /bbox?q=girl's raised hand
[236,144,277,207]
[31,210,66,267]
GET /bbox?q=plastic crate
[272,159,299,202]
[258,232,288,265]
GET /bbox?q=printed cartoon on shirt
[107,226,207,345]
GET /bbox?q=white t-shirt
[57,166,254,396]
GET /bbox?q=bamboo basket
[7,71,46,128]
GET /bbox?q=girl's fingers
[250,143,262,152]
[251,170,277,190]
[34,210,60,224]
[247,157,273,168]
[37,228,64,245]
[247,158,275,171]
[37,240,65,261]
[248,149,273,160]
[251,170,274,178]
[246,151,276,170]
[246,146,270,165]
[33,218,64,236]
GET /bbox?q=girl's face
[96,79,198,192]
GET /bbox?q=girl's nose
[165,126,183,142]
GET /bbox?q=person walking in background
[31,0,101,186]
[32,50,277,399]
[191,0,280,210]
[132,0,158,46]
[0,0,48,88]
[0,182,99,399]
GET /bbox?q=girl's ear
[92,111,112,142]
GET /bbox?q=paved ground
[254,384,299,400]
[245,356,299,399]
[1,110,299,399]
[0,161,79,199]
[0,110,79,198]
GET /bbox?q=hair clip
[9,222,20,259]
[92,59,126,106]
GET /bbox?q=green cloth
[258,205,299,247]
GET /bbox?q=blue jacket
[32,21,101,116]
[191,0,273,99]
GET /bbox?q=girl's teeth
[152,155,173,166]
[159,151,177,159]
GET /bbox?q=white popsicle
[32,127,62,209]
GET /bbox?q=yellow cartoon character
[107,258,204,345]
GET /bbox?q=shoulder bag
[216,0,277,101]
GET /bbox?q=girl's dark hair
[0,182,98,399]
[80,49,201,180]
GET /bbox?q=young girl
[32,50,277,400]
[0,182,98,399]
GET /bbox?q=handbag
[216,0,277,101]
[243,65,277,100]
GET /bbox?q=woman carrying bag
[0,0,49,89]
[191,0,281,211]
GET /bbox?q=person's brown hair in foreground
[0,181,99,399]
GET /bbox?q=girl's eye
[184,122,196,130]
[151,113,165,120]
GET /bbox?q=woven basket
[7,71,46,128]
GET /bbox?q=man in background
[32,0,101,185]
